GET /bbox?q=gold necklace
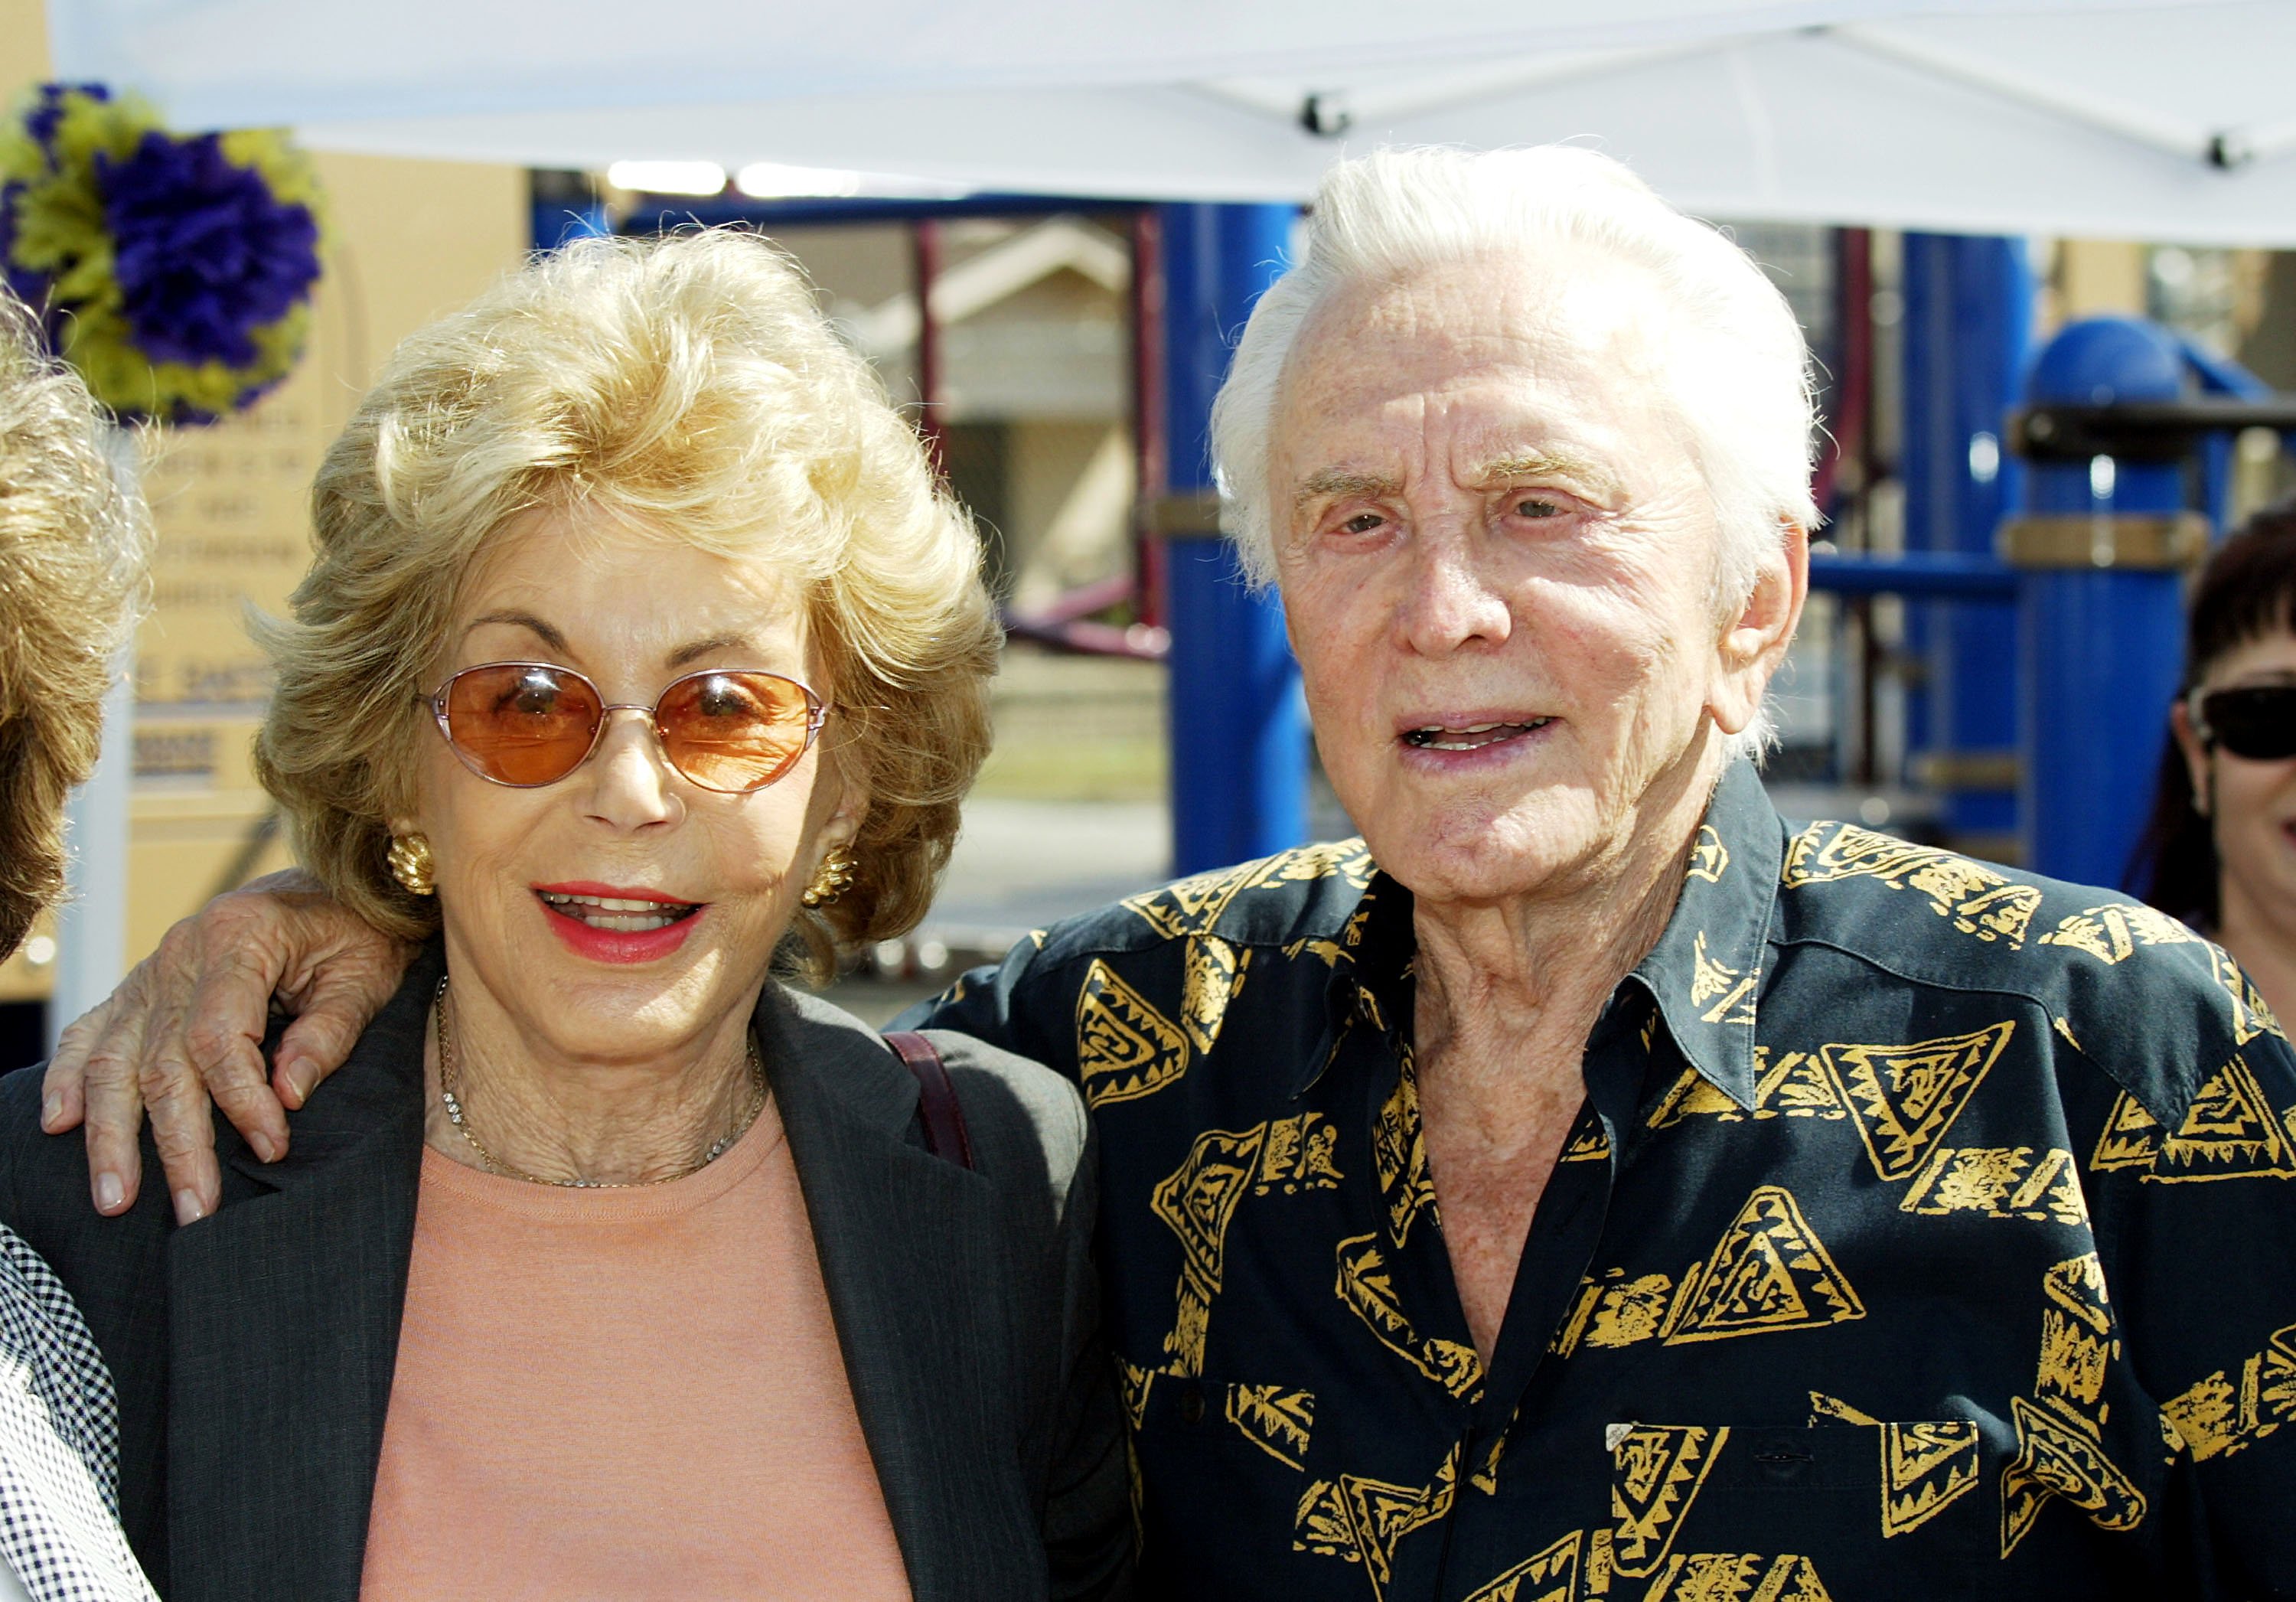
[432,975,768,1189]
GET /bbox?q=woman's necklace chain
[432,976,768,1189]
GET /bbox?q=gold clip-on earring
[801,848,856,909]
[387,834,437,896]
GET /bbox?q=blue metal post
[1900,234,2031,847]
[2017,318,2190,887]
[1159,204,1309,876]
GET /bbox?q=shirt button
[1180,1385,1206,1424]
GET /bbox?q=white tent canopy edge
[39,0,2296,244]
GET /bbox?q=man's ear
[1709,517,1810,737]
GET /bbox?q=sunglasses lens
[2203,686,2296,762]
[657,671,820,792]
[442,665,603,785]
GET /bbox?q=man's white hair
[1209,145,1819,756]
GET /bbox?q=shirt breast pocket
[1606,1418,1986,1600]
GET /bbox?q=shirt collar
[1307,757,1783,1110]
[1292,872,1415,1098]
[1628,756,1783,1111]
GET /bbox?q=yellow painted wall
[0,0,48,93]
[0,36,527,996]
[2055,240,2149,321]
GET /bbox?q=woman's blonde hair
[0,291,147,960]
[256,230,998,977]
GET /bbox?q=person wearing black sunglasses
[2133,496,2296,1026]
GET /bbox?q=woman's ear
[2171,699,2212,817]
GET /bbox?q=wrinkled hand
[41,870,415,1225]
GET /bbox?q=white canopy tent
[39,0,2296,244]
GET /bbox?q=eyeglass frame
[422,660,833,794]
[2185,680,2296,763]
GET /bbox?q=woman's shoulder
[770,984,1090,1196]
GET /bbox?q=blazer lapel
[758,989,1016,1602]
[161,946,439,1602]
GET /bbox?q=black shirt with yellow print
[905,757,2296,1600]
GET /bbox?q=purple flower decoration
[24,82,104,154]
[95,130,320,368]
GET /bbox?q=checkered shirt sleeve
[0,1228,155,1601]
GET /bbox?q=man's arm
[2101,1020,2296,1597]
[40,871,413,1223]
[891,934,1075,1082]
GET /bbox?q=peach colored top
[359,1106,912,1601]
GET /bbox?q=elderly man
[42,148,2296,1600]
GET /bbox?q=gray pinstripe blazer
[0,941,1131,1601]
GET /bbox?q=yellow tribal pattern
[1120,838,1377,943]
[1335,1232,1485,1399]
[1807,1393,1982,1538]
[1819,1022,2014,1182]
[1459,1530,1584,1602]
[1999,1253,2147,1557]
[1372,1050,1439,1246]
[1689,932,1760,1026]
[1149,1114,1344,1375]
[2089,1055,2296,1183]
[1227,1383,1316,1470]
[1780,822,2043,947]
[1293,1444,1459,1602]
[1637,1551,1832,1601]
[1647,1049,1847,1129]
[1456,1530,1832,1602]
[1550,1187,1864,1358]
[2211,947,2287,1045]
[1075,934,1254,1110]
[1610,1424,1728,1580]
[1899,1145,2090,1227]
[1688,825,1731,884]
[2162,1322,2296,1463]
[1076,958,1189,1109]
[2038,902,2203,964]
[1664,1187,1865,1345]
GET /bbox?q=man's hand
[41,870,415,1225]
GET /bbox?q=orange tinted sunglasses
[426,661,829,794]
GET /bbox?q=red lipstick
[531,882,703,966]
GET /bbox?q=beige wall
[2053,240,2149,321]
[0,0,48,91]
[0,35,527,995]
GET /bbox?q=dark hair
[2128,494,2296,923]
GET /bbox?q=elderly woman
[5,233,1127,1600]
[0,291,155,1600]
[2132,496,2296,1023]
[45,148,2296,1597]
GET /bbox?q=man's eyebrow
[1293,468,1404,512]
[667,632,758,669]
[464,609,569,655]
[1473,451,1624,501]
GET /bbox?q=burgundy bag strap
[882,1030,976,1172]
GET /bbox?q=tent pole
[1158,203,1308,876]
